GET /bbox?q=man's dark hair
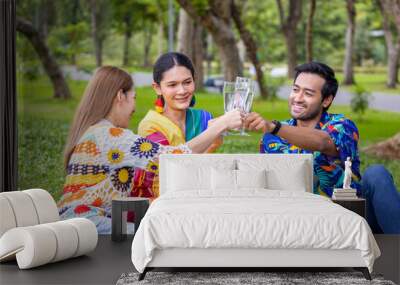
[293,61,338,111]
[153,52,195,85]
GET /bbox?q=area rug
[116,271,395,285]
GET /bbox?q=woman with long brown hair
[57,66,242,234]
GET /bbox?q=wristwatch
[270,120,282,135]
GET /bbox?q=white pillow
[238,158,309,192]
[167,162,210,191]
[265,162,308,191]
[211,168,236,190]
[211,169,267,190]
[167,160,236,192]
[236,169,267,189]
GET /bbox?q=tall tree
[143,23,155,67]
[231,1,269,99]
[177,9,204,89]
[205,34,214,78]
[35,0,55,38]
[112,0,134,67]
[112,0,158,67]
[276,0,302,78]
[177,9,194,57]
[16,17,71,99]
[89,0,109,67]
[67,0,85,65]
[122,15,133,67]
[377,0,400,88]
[177,0,243,81]
[305,0,316,62]
[343,0,356,85]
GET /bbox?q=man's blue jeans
[361,165,400,234]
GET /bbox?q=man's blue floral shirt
[260,112,361,197]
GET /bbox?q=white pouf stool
[0,189,98,269]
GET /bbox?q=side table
[112,197,150,242]
[331,198,366,218]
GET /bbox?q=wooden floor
[0,235,398,285]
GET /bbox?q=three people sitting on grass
[57,56,399,234]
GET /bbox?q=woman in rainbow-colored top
[57,66,242,234]
[134,52,222,199]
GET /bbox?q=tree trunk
[121,12,132,67]
[90,0,102,67]
[177,0,243,81]
[285,29,298,79]
[343,0,356,85]
[71,54,76,66]
[16,17,71,99]
[377,0,400,88]
[143,24,153,68]
[193,24,204,90]
[70,0,79,66]
[216,34,243,81]
[122,28,132,67]
[206,33,213,78]
[38,0,49,38]
[177,9,194,56]
[277,0,302,78]
[305,0,316,63]
[363,133,400,160]
[177,9,204,90]
[158,21,164,57]
[231,1,268,99]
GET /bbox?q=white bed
[131,154,380,280]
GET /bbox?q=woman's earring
[154,95,164,113]
[189,95,196,107]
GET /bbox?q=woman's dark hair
[294,61,338,111]
[153,52,195,84]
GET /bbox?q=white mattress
[131,190,380,273]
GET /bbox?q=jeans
[361,165,400,234]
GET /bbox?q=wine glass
[223,81,236,135]
[235,76,252,91]
[223,81,236,113]
[239,81,255,136]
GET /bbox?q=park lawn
[17,77,400,200]
[335,72,400,95]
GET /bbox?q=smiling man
[245,61,400,234]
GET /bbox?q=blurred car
[204,76,224,93]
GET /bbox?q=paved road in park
[62,67,399,113]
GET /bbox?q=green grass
[17,76,400,199]
[336,72,400,95]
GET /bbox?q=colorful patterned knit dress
[57,119,191,234]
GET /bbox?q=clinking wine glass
[240,82,255,136]
[223,81,236,135]
[233,77,254,136]
[223,78,255,136]
[236,78,255,135]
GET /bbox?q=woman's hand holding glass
[210,109,244,133]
